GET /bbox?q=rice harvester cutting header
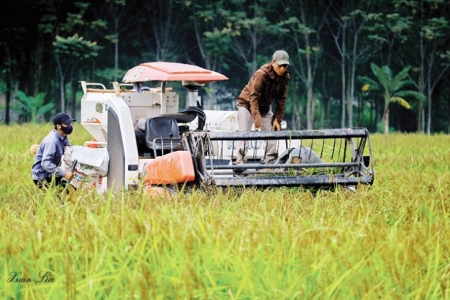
[78,62,374,193]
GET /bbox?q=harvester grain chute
[78,62,374,193]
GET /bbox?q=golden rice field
[1,123,450,299]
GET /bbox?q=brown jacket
[236,63,290,128]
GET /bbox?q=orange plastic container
[144,151,195,185]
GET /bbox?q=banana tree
[15,91,54,123]
[358,63,426,134]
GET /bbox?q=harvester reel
[182,128,374,191]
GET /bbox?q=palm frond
[390,96,411,109]
[395,90,426,101]
[370,63,391,91]
[37,103,55,115]
[357,76,379,90]
[391,66,411,88]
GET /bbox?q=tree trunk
[421,104,425,133]
[5,68,11,124]
[426,86,432,135]
[383,108,389,134]
[347,75,352,128]
[71,63,79,119]
[306,67,314,129]
[326,97,331,128]
[417,99,423,133]
[340,31,346,129]
[348,34,360,129]
[417,68,424,133]
[383,93,390,134]
[4,46,12,124]
[370,98,374,131]
[251,3,258,76]
[55,55,65,112]
[59,78,65,113]
[300,4,314,129]
[358,93,363,127]
[114,18,119,82]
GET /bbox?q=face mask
[61,125,73,135]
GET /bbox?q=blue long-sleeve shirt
[31,129,71,180]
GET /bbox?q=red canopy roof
[122,62,228,84]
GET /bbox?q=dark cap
[53,112,76,125]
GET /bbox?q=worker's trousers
[236,106,278,164]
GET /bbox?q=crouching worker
[31,112,76,189]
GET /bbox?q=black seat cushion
[158,106,206,130]
[180,106,206,130]
[145,117,184,152]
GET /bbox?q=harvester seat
[180,106,206,130]
[145,117,184,157]
[158,106,206,131]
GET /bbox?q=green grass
[1,123,450,299]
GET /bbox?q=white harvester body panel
[79,86,184,192]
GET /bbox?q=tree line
[1,0,449,133]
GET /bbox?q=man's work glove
[272,119,281,131]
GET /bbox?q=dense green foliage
[1,123,450,298]
[1,0,449,132]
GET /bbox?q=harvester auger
[77,61,374,194]
[182,128,374,190]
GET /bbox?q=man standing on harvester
[235,50,291,171]
[31,112,76,188]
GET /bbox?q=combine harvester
[77,62,374,193]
